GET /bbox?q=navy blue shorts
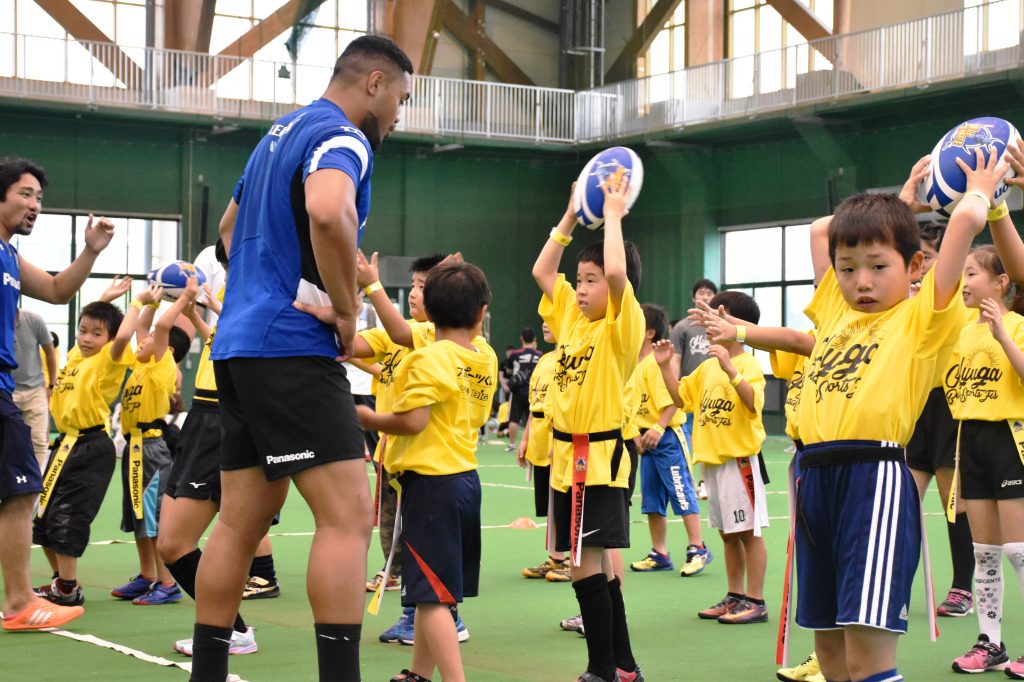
[639,428,699,517]
[400,470,481,607]
[0,390,42,501]
[795,441,921,634]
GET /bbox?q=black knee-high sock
[189,623,231,682]
[573,574,616,682]
[167,549,247,634]
[249,553,276,582]
[314,623,361,682]
[949,512,975,592]
[606,577,636,673]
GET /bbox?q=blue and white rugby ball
[926,116,1019,217]
[148,260,207,301]
[573,146,644,229]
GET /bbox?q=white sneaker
[174,626,258,656]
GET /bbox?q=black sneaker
[35,578,85,606]
[242,576,280,600]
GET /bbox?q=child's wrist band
[363,282,383,295]
[988,202,1010,222]
[964,190,992,210]
[147,301,159,310]
[549,228,572,247]
[730,373,745,387]
[129,299,143,311]
[735,325,747,343]
[649,424,664,436]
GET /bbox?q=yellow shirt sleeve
[538,275,577,343]
[805,267,847,331]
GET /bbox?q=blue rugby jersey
[213,98,373,360]
[0,240,19,394]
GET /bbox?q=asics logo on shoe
[1001,479,1022,488]
[188,482,207,488]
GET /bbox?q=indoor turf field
[4,436,1021,681]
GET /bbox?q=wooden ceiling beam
[441,0,533,85]
[34,0,144,85]
[605,0,683,83]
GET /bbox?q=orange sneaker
[3,597,84,631]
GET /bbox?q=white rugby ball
[573,146,644,229]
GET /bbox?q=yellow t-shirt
[193,285,225,404]
[51,342,133,433]
[360,320,436,413]
[678,353,766,464]
[634,351,685,431]
[385,339,499,476]
[525,351,558,467]
[539,275,645,492]
[621,367,640,441]
[798,267,965,445]
[946,312,1024,421]
[121,351,177,434]
[769,330,814,442]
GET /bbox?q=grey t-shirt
[669,317,710,378]
[13,310,51,390]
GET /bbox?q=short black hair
[424,262,491,330]
[577,240,643,292]
[214,238,228,269]
[168,327,191,364]
[79,301,124,338]
[410,253,446,275]
[641,303,668,342]
[830,193,921,267]
[919,221,945,251]
[709,291,760,325]
[50,331,59,347]
[691,278,718,298]
[520,327,536,344]
[333,35,413,82]
[0,157,48,199]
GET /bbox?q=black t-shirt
[507,347,543,395]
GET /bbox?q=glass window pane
[216,0,252,17]
[210,16,253,55]
[785,284,815,330]
[152,220,179,270]
[785,224,813,280]
[814,0,833,33]
[649,30,670,76]
[753,286,782,327]
[672,3,686,25]
[116,3,146,46]
[724,227,782,283]
[673,26,686,70]
[759,5,782,52]
[731,0,755,10]
[17,0,69,39]
[79,1,115,40]
[731,9,756,56]
[12,214,72,272]
[75,216,131,274]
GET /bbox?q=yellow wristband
[964,190,992,210]
[146,301,159,310]
[988,202,1010,222]
[735,325,747,344]
[730,373,745,387]
[549,227,572,247]
[649,424,664,436]
[129,299,143,311]
[363,282,383,295]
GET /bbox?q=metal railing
[0,0,1021,145]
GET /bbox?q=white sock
[974,542,1004,644]
[1005,541,1024,596]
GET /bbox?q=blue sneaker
[380,606,415,643]
[680,544,714,577]
[630,549,673,572]
[132,582,183,605]
[111,574,154,600]
[397,608,470,645]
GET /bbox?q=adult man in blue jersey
[0,157,115,631]
[191,36,412,682]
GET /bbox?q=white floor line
[46,628,249,681]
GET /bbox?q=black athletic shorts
[960,419,1024,500]
[552,484,630,552]
[509,392,530,426]
[400,470,481,607]
[32,431,116,557]
[165,401,222,502]
[0,390,42,501]
[906,387,957,473]
[625,438,639,500]
[214,357,365,481]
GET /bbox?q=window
[727,0,832,98]
[13,213,179,364]
[720,222,815,379]
[641,2,686,77]
[964,0,1022,55]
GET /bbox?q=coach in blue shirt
[190,36,412,682]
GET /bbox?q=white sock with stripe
[974,542,1004,644]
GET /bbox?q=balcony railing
[0,0,1021,145]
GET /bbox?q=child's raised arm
[652,339,684,409]
[184,298,211,344]
[600,172,630,315]
[139,277,197,363]
[132,283,162,345]
[533,184,577,300]
[991,139,1024,281]
[810,216,832,286]
[356,249,414,348]
[934,147,1008,309]
[690,302,815,356]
